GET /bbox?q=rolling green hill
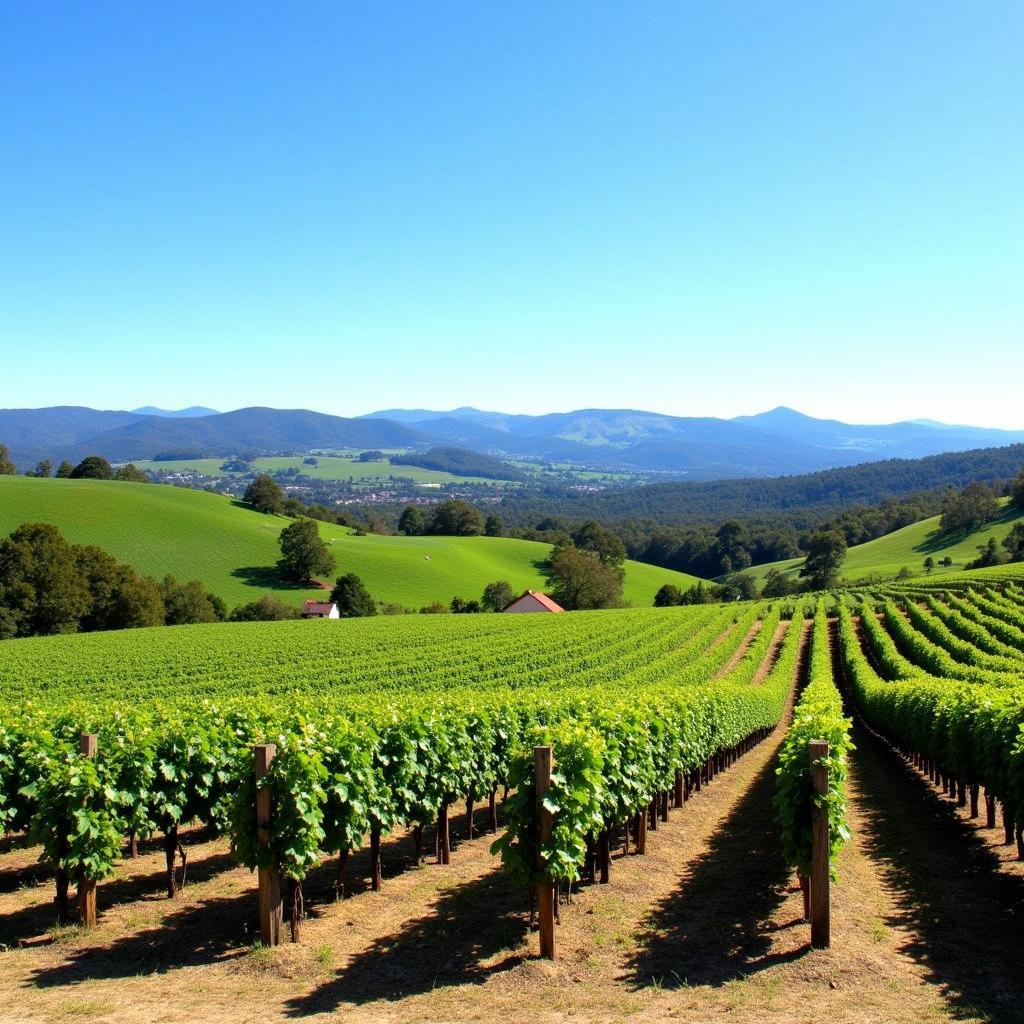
[0,476,700,610]
[752,499,1024,583]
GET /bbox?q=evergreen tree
[0,444,16,475]
[330,573,377,617]
[398,506,426,535]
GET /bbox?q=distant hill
[363,405,1024,476]
[0,406,424,466]
[750,499,1024,584]
[3,403,1024,480]
[0,476,700,608]
[390,446,527,481]
[131,406,220,418]
[496,444,1024,526]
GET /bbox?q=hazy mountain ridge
[1,403,1023,479]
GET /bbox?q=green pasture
[0,476,700,610]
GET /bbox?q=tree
[0,444,15,475]
[653,584,683,607]
[114,463,149,483]
[923,555,935,574]
[720,572,757,601]
[1009,468,1024,510]
[282,497,306,518]
[761,569,795,598]
[573,520,626,567]
[967,537,1005,569]
[939,482,999,535]
[481,580,516,612]
[56,460,74,478]
[160,576,222,625]
[229,595,299,621]
[1002,522,1024,561]
[330,573,377,617]
[680,580,719,604]
[428,499,485,536]
[545,546,624,610]
[398,506,426,536]
[278,519,335,582]
[34,459,52,478]
[450,596,481,613]
[484,512,504,538]
[0,523,92,636]
[799,529,847,590]
[74,545,164,631]
[940,555,954,567]
[243,473,284,514]
[70,455,114,480]
[897,566,912,579]
[357,450,386,462]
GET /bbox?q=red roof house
[502,590,565,614]
[301,600,340,619]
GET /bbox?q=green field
[0,476,700,610]
[136,455,498,486]
[752,499,1024,583]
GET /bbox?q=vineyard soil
[2,711,1010,1024]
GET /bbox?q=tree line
[0,446,149,483]
[0,523,226,639]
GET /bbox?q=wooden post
[809,740,830,949]
[635,808,647,855]
[77,734,98,928]
[254,744,282,946]
[674,770,684,808]
[370,826,382,891]
[437,802,451,865]
[535,745,555,960]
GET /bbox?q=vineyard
[2,569,1024,1022]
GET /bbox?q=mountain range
[1,404,1023,480]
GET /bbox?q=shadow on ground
[850,722,1024,1024]
[284,864,529,1013]
[230,566,306,590]
[0,850,238,948]
[626,747,803,989]
[27,892,252,986]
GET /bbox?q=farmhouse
[503,590,564,614]
[301,600,339,619]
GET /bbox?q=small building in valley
[302,600,340,619]
[503,590,565,614]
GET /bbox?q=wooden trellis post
[78,734,98,928]
[809,740,830,949]
[254,744,283,946]
[535,745,555,960]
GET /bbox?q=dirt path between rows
[713,620,763,679]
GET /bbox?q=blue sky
[2,2,1022,426]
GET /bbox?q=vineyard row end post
[535,744,555,960]
[809,739,830,950]
[78,733,99,929]
[254,743,283,947]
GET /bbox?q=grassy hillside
[752,499,1024,583]
[0,476,699,609]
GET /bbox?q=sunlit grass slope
[752,499,1024,583]
[0,476,699,609]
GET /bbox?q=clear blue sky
[2,2,1022,426]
